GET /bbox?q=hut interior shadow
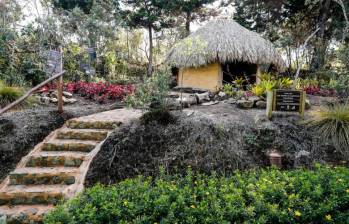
[222,61,258,85]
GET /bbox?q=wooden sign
[44,50,62,76]
[266,89,306,119]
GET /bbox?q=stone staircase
[0,109,141,224]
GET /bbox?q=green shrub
[222,84,235,97]
[45,166,349,224]
[125,72,171,112]
[305,104,349,158]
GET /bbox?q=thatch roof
[166,19,285,70]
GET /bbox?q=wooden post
[256,65,261,84]
[266,90,274,120]
[57,47,64,113]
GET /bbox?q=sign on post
[266,89,306,119]
[44,50,63,76]
[44,49,64,113]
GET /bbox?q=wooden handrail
[0,71,66,115]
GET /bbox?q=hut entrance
[222,62,258,87]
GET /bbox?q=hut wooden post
[256,65,261,84]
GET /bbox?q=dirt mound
[86,109,343,186]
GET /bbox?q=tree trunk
[311,0,331,71]
[147,25,153,76]
[185,11,191,37]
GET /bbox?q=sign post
[44,48,64,113]
[267,89,306,119]
[57,47,64,113]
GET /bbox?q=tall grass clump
[0,85,23,107]
[306,104,349,157]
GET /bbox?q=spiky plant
[305,104,349,157]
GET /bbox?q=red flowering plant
[38,82,134,103]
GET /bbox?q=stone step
[26,152,86,168]
[67,119,120,130]
[56,128,109,141]
[42,140,98,152]
[0,185,66,206]
[0,204,53,224]
[9,167,77,185]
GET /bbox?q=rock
[63,91,73,98]
[172,87,209,94]
[65,98,78,104]
[51,91,73,98]
[41,96,51,105]
[201,101,219,106]
[248,96,261,104]
[226,98,237,104]
[195,92,210,104]
[218,91,226,98]
[256,101,267,109]
[167,92,180,99]
[50,98,58,103]
[50,91,58,98]
[237,100,254,109]
[305,99,311,110]
[176,95,197,108]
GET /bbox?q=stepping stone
[56,128,109,141]
[0,185,66,206]
[42,140,98,152]
[67,120,120,130]
[26,152,86,168]
[9,167,77,185]
[0,205,53,224]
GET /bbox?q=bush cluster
[45,166,349,224]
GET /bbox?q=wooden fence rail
[0,71,66,115]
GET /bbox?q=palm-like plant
[305,104,349,157]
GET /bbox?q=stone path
[0,109,141,224]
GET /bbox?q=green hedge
[45,166,349,224]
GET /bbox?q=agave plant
[277,77,293,89]
[305,104,349,157]
[251,85,264,97]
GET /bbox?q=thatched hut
[166,19,285,92]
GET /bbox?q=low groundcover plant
[45,166,349,224]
